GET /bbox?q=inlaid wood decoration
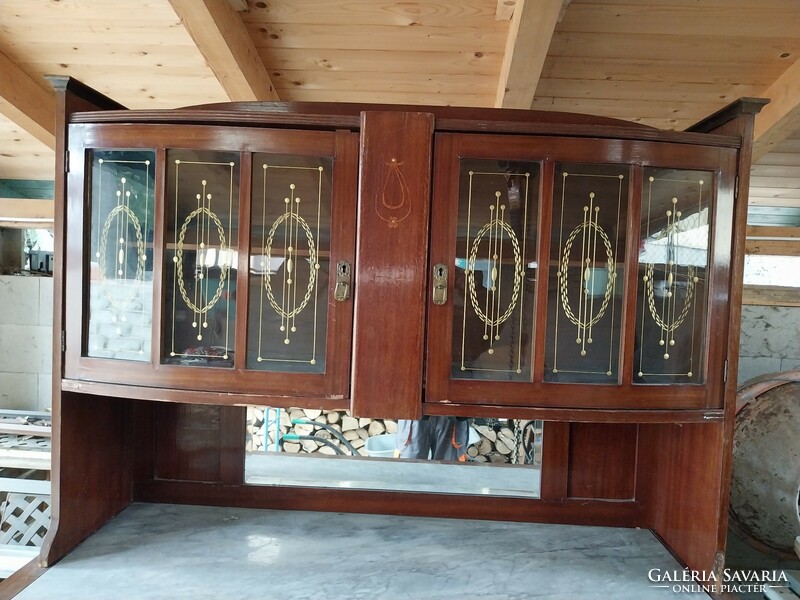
[635,169,712,384]
[87,150,155,362]
[247,155,332,374]
[452,159,539,382]
[545,164,628,383]
[163,151,239,367]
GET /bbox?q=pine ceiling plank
[275,88,493,107]
[570,0,800,7]
[548,32,800,63]
[0,118,52,181]
[244,0,500,27]
[246,23,507,53]
[261,48,502,77]
[541,57,784,87]
[0,50,55,150]
[754,152,800,167]
[559,4,800,37]
[0,198,53,222]
[496,0,564,108]
[531,96,721,121]
[750,177,800,189]
[168,0,278,101]
[268,70,497,95]
[752,57,800,161]
[536,78,761,104]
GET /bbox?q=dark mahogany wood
[567,423,638,500]
[351,111,434,419]
[136,478,646,530]
[48,80,766,591]
[154,404,244,483]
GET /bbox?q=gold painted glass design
[247,154,332,373]
[634,169,712,384]
[86,150,155,362]
[163,151,239,367]
[452,159,539,381]
[544,164,628,383]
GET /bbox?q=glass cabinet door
[451,159,539,382]
[162,150,239,368]
[247,154,332,374]
[544,163,629,383]
[634,169,713,384]
[86,150,155,362]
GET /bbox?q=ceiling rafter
[0,50,55,150]
[753,56,800,162]
[168,0,279,102]
[495,0,567,109]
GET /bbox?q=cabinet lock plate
[432,263,448,305]
[334,260,351,302]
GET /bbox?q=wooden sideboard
[41,77,766,592]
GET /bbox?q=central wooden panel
[351,111,434,418]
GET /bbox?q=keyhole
[436,266,444,278]
[340,263,348,276]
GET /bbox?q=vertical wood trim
[540,420,569,500]
[151,148,167,366]
[621,165,642,385]
[219,406,246,484]
[326,131,359,399]
[424,133,459,403]
[234,151,252,370]
[533,159,555,383]
[351,111,434,419]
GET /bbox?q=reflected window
[86,150,155,362]
[634,169,712,384]
[245,406,543,498]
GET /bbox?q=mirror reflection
[245,407,543,498]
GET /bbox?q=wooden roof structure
[1,0,800,228]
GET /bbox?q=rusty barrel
[730,370,800,556]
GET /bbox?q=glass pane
[163,151,239,367]
[87,150,155,362]
[452,159,540,381]
[245,406,543,498]
[247,155,332,373]
[634,169,712,384]
[544,164,629,383]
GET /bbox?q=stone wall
[0,275,53,411]
[737,305,800,385]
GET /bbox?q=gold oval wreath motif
[558,221,615,328]
[175,206,228,315]
[645,263,696,333]
[98,204,145,311]
[467,219,522,327]
[264,211,318,319]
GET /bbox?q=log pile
[246,407,537,465]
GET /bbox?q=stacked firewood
[245,407,535,465]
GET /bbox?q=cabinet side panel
[351,111,434,419]
[640,422,724,575]
[45,392,132,564]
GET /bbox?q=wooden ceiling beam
[0,50,55,150]
[168,0,279,102]
[753,56,800,161]
[495,0,566,109]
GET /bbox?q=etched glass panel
[247,154,332,373]
[87,150,155,362]
[544,164,629,383]
[163,151,239,367]
[634,169,712,384]
[452,159,539,381]
[245,406,543,499]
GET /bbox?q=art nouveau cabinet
[41,78,765,595]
